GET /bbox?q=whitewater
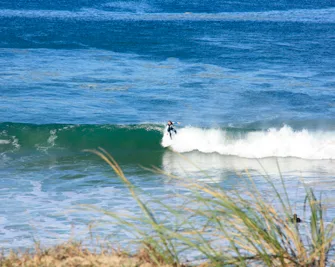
[162,125,335,160]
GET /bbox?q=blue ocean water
[1,0,335,253]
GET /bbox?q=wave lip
[164,125,335,160]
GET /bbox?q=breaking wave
[2,123,335,160]
[164,125,335,160]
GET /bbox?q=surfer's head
[168,121,173,125]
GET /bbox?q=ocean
[1,0,335,252]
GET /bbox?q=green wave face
[0,123,165,154]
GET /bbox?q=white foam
[162,125,335,160]
[0,137,20,149]
[36,130,57,152]
[162,150,335,178]
[102,1,155,13]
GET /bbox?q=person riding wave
[166,120,177,139]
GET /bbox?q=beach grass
[1,148,335,266]
[85,148,335,266]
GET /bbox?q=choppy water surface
[1,0,335,253]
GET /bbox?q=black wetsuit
[167,124,177,139]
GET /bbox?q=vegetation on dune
[1,148,335,266]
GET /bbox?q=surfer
[166,120,177,139]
